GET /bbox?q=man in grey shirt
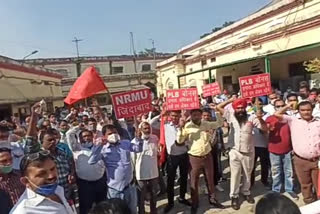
[163,110,191,213]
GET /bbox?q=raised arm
[274,103,292,121]
[66,125,81,152]
[26,102,41,138]
[216,98,235,115]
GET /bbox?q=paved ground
[149,156,305,214]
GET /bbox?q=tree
[200,21,235,39]
[304,58,320,73]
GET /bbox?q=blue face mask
[82,142,93,149]
[27,178,58,196]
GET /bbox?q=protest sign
[202,82,221,97]
[239,73,272,98]
[111,88,152,119]
[166,88,199,110]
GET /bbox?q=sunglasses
[275,105,285,108]
[20,150,51,172]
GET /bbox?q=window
[201,59,207,67]
[112,66,124,74]
[141,64,151,72]
[55,69,69,77]
[210,57,216,62]
[289,62,306,77]
[223,76,232,84]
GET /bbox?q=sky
[0,0,270,59]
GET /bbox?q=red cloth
[64,66,107,105]
[232,99,247,110]
[159,114,167,167]
[265,115,292,155]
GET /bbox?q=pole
[208,69,213,83]
[265,57,271,74]
[72,37,83,58]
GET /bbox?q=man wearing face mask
[263,93,278,116]
[66,125,106,214]
[0,148,25,207]
[217,98,267,210]
[10,150,75,214]
[131,122,159,214]
[59,120,69,144]
[89,124,143,214]
[299,85,310,102]
[0,124,24,171]
[88,118,103,141]
[177,107,225,213]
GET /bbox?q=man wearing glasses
[265,99,298,200]
[10,150,75,214]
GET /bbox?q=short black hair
[310,88,319,94]
[169,110,181,114]
[255,192,301,214]
[0,147,11,154]
[287,93,298,100]
[190,109,202,114]
[48,113,56,118]
[274,99,284,106]
[88,118,97,123]
[299,85,309,91]
[298,101,313,110]
[39,128,57,143]
[89,199,131,214]
[20,152,55,175]
[102,124,117,136]
[59,120,68,125]
[201,108,211,114]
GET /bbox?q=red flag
[64,66,107,105]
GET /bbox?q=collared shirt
[66,127,105,181]
[177,113,223,156]
[53,148,73,198]
[164,122,188,156]
[282,115,320,159]
[131,135,159,180]
[224,110,256,153]
[0,171,25,204]
[10,186,75,214]
[89,139,143,191]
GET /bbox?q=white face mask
[142,134,150,139]
[88,125,95,131]
[107,134,120,144]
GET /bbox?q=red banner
[239,73,272,98]
[111,89,152,119]
[202,82,221,97]
[166,88,199,110]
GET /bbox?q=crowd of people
[1,82,320,214]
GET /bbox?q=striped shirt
[0,170,25,204]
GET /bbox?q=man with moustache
[217,98,267,210]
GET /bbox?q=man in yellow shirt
[177,108,225,213]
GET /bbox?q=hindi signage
[239,73,272,98]
[111,88,152,119]
[166,88,199,110]
[202,82,221,97]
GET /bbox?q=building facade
[0,56,63,120]
[25,55,173,106]
[157,0,320,95]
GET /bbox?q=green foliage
[303,58,320,73]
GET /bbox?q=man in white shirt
[66,125,107,214]
[11,150,75,214]
[263,93,278,116]
[312,92,320,118]
[131,121,159,214]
